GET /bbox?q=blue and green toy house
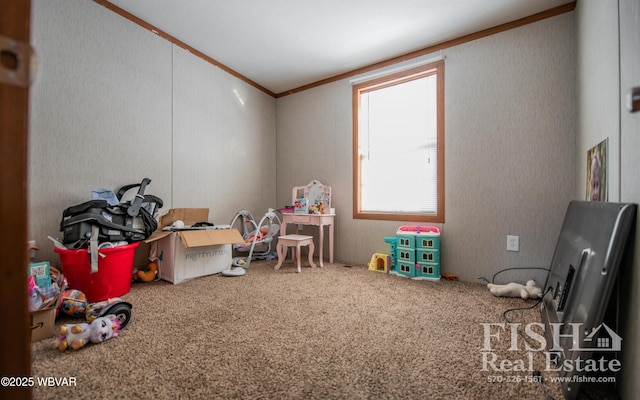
[386,226,440,280]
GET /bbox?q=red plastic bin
[54,242,139,303]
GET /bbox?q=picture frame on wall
[586,138,608,202]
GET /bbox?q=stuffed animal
[55,314,121,351]
[487,280,542,300]
[135,262,158,283]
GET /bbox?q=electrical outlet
[507,235,519,252]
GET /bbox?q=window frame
[352,60,445,223]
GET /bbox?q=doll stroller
[229,208,282,269]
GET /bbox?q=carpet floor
[31,260,566,400]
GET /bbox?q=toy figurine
[55,314,121,351]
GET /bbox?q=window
[352,61,444,222]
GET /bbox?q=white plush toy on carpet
[487,280,542,299]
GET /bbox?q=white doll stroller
[229,208,282,270]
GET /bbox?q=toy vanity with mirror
[292,180,332,214]
[283,180,335,266]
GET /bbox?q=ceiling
[105,0,574,95]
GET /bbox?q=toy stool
[274,234,317,273]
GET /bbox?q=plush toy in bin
[56,314,121,351]
[487,280,543,300]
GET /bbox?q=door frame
[0,1,32,399]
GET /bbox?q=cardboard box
[145,209,244,284]
[29,279,65,342]
[159,208,210,228]
[30,308,56,342]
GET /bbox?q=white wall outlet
[507,235,519,252]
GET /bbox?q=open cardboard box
[145,208,244,284]
[30,282,65,342]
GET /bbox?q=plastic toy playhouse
[370,226,440,280]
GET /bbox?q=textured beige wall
[172,46,277,222]
[576,0,621,201]
[277,13,576,284]
[28,0,276,263]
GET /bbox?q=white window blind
[358,72,438,214]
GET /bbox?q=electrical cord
[502,286,552,348]
[478,266,551,284]
[502,286,558,400]
[480,267,558,399]
[534,370,557,400]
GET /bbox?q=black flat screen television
[541,201,636,399]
